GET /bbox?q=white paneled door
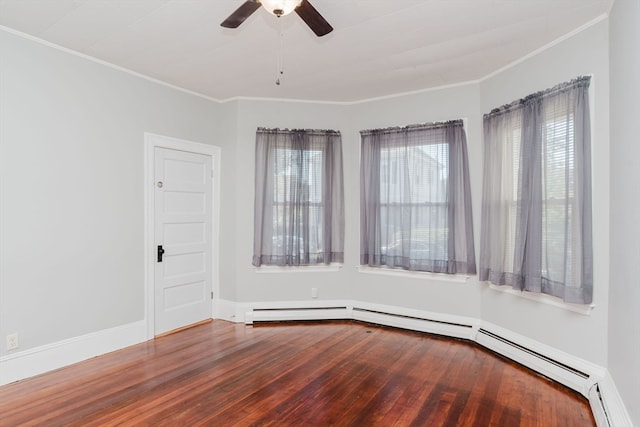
[154,147,212,335]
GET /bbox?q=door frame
[144,133,221,339]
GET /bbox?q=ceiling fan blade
[221,0,261,28]
[295,0,333,37]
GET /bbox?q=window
[360,120,476,274]
[479,76,593,304]
[253,128,344,266]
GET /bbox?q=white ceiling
[0,0,613,102]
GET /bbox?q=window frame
[479,76,593,305]
[359,120,476,275]
[252,128,344,268]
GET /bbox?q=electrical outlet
[311,288,318,299]
[6,333,19,351]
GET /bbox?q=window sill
[254,263,343,274]
[357,265,470,283]
[487,283,595,315]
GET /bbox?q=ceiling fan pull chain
[276,19,285,86]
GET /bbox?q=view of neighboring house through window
[272,147,323,259]
[479,76,593,304]
[360,120,476,274]
[378,143,448,261]
[253,128,344,267]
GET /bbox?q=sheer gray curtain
[360,120,476,274]
[479,76,593,304]
[253,128,344,266]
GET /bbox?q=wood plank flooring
[0,320,595,426]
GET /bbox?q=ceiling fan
[221,0,333,37]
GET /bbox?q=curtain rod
[484,75,591,119]
[256,127,341,136]
[360,119,463,136]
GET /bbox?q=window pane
[379,143,449,262]
[253,128,344,267]
[542,111,575,285]
[361,120,475,274]
[480,76,592,303]
[272,148,324,259]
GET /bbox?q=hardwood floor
[0,320,595,426]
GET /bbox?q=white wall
[226,21,611,356]
[0,29,221,355]
[478,19,610,366]
[223,85,483,319]
[348,85,483,317]
[0,10,621,411]
[229,99,354,303]
[214,100,240,302]
[609,0,640,424]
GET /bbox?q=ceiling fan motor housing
[221,0,333,37]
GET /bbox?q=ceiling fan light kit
[260,0,303,17]
[220,0,333,87]
[221,0,333,37]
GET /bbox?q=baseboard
[245,299,351,324]
[248,307,350,323]
[213,298,248,323]
[588,371,634,427]
[3,300,632,426]
[232,299,616,407]
[349,301,478,340]
[0,320,147,386]
[475,321,604,396]
[590,382,611,427]
[236,299,478,341]
[184,298,634,425]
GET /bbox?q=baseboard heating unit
[233,299,627,426]
[246,305,595,393]
[350,307,475,340]
[245,304,476,341]
[246,306,350,324]
[475,327,594,395]
[589,383,612,427]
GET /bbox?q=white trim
[0,142,4,359]
[239,299,478,339]
[144,133,221,339]
[350,300,478,340]
[2,298,632,425]
[254,263,343,273]
[353,300,478,331]
[476,321,604,396]
[250,299,350,311]
[589,371,635,427]
[357,265,470,283]
[210,147,222,306]
[0,320,146,386]
[213,299,249,323]
[219,95,354,105]
[487,283,595,315]
[340,80,481,105]
[0,24,478,106]
[0,26,220,104]
[222,298,607,396]
[1,13,608,106]
[245,299,352,324]
[219,79,481,105]
[480,14,609,83]
[589,381,610,427]
[249,307,350,323]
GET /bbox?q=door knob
[157,245,165,262]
